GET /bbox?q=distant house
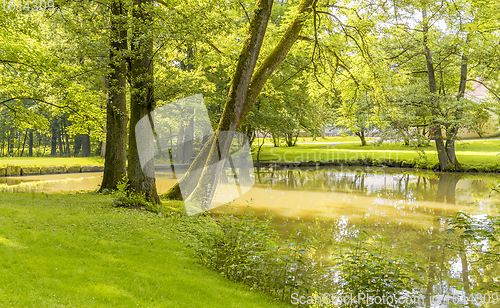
[458,79,499,138]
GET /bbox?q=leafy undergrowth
[0,193,289,308]
[198,207,424,307]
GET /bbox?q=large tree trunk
[100,0,129,191]
[186,0,275,209]
[422,7,449,171]
[445,52,468,169]
[50,119,58,156]
[28,129,33,157]
[127,0,160,204]
[74,134,82,156]
[355,130,367,146]
[163,0,315,202]
[81,134,91,157]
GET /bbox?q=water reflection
[0,173,105,193]
[235,167,500,308]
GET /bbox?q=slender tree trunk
[81,134,91,157]
[51,119,58,156]
[100,141,106,158]
[20,129,28,157]
[356,130,367,146]
[63,124,70,156]
[176,125,185,163]
[445,51,469,169]
[127,0,160,204]
[423,7,448,170]
[273,136,279,147]
[38,132,43,157]
[28,129,33,157]
[57,123,64,157]
[100,0,128,191]
[183,117,194,163]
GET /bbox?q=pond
[2,166,500,306]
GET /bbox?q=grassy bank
[257,136,377,145]
[0,157,105,168]
[253,138,500,172]
[0,193,289,307]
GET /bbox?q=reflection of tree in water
[254,167,483,205]
[270,215,500,307]
[255,167,369,192]
[434,173,462,204]
[249,167,500,305]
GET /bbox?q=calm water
[2,166,500,306]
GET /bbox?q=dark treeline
[0,112,95,158]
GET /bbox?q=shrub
[197,208,426,307]
[333,229,425,307]
[196,206,320,302]
[111,179,160,213]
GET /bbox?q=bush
[196,206,320,302]
[333,229,425,307]
[197,208,426,307]
[111,179,160,213]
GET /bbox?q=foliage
[333,227,425,308]
[253,138,500,172]
[443,211,500,264]
[110,179,160,213]
[197,205,427,307]
[197,205,321,303]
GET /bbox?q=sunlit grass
[0,193,288,308]
[0,157,105,168]
[256,136,377,145]
[253,139,500,171]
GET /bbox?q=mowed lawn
[0,157,105,168]
[253,138,500,170]
[0,193,289,308]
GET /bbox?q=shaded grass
[0,193,289,307]
[253,139,500,171]
[0,157,105,168]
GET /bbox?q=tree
[164,0,315,206]
[380,0,500,170]
[337,93,379,146]
[127,0,161,204]
[100,0,129,191]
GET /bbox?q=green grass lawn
[0,193,289,307]
[0,157,105,168]
[253,139,500,171]
[256,136,376,145]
